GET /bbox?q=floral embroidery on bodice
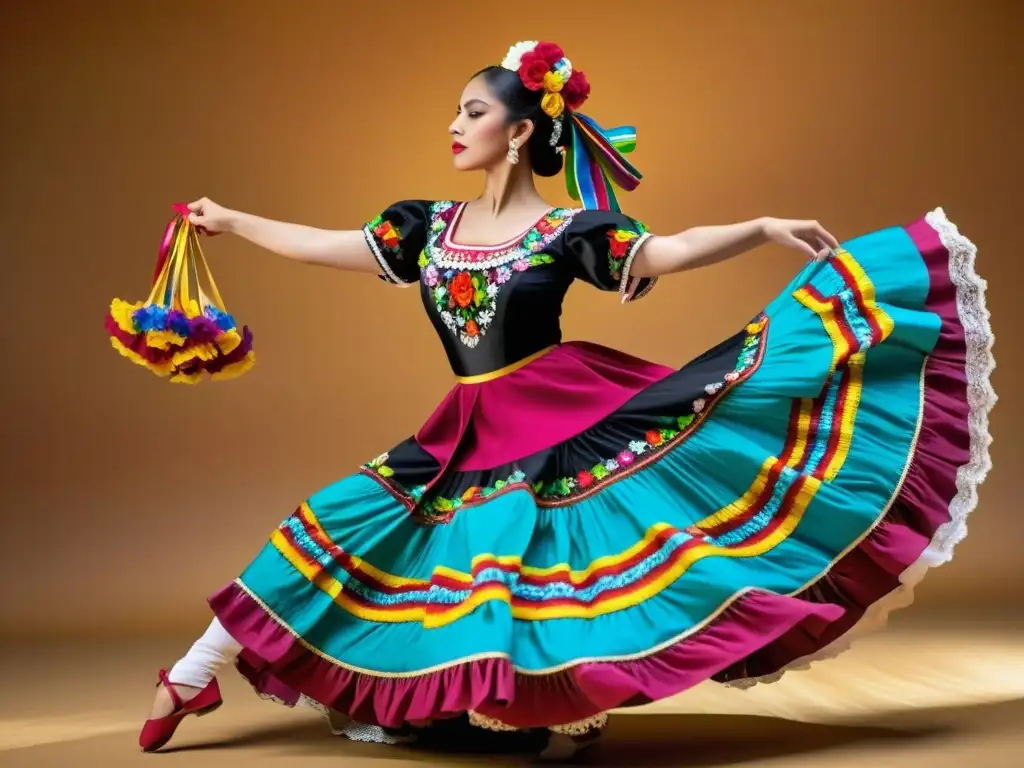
[417,202,578,348]
[362,198,657,377]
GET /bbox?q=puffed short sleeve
[563,210,658,302]
[362,200,432,287]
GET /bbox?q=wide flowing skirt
[209,208,995,733]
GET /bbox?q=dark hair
[474,66,564,178]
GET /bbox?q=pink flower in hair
[533,42,565,67]
[562,70,591,110]
[518,53,550,91]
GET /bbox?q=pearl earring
[507,138,520,165]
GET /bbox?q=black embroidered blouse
[363,200,657,378]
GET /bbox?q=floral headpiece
[500,40,642,212]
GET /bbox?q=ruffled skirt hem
[718,208,995,689]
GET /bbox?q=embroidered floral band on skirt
[105,204,255,384]
[207,208,994,732]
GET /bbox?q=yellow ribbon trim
[454,345,557,385]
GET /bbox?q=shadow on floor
[155,706,969,766]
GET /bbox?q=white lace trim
[618,231,658,303]
[336,720,416,744]
[467,710,608,735]
[549,713,609,735]
[925,207,996,556]
[723,206,996,689]
[362,224,417,288]
[428,203,577,270]
[293,695,417,744]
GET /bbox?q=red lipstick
[452,142,466,154]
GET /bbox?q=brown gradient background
[0,1,1018,639]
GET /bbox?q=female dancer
[138,40,995,761]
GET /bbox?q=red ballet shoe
[138,668,223,752]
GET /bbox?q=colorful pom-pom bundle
[105,204,254,384]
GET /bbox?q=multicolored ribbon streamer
[153,202,191,283]
[564,111,642,212]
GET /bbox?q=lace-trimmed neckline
[444,202,557,251]
[427,201,577,270]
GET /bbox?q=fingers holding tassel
[186,197,230,236]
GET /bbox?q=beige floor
[3,612,1023,766]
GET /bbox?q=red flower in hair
[518,53,549,91]
[562,70,591,110]
[533,42,565,67]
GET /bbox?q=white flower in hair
[501,40,538,71]
[553,57,573,82]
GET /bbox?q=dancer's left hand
[763,218,840,261]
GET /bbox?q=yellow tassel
[144,329,188,350]
[109,299,143,334]
[109,337,174,376]
[171,342,218,367]
[169,369,203,384]
[215,329,242,355]
[210,351,256,381]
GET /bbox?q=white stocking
[167,617,242,688]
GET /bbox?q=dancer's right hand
[187,197,235,235]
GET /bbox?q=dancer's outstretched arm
[631,217,841,277]
[185,197,381,273]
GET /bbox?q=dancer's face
[448,75,530,172]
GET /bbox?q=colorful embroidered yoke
[209,202,994,734]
